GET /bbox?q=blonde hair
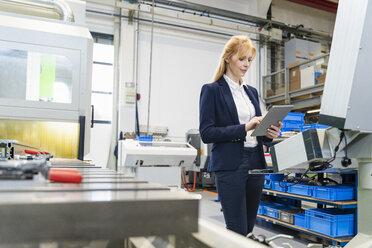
[212,35,256,82]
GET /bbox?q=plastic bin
[287,183,313,197]
[264,179,272,189]
[300,124,330,132]
[258,201,275,215]
[272,181,288,192]
[278,209,304,224]
[305,208,355,237]
[264,203,293,219]
[294,213,306,228]
[313,186,355,201]
[282,121,304,131]
[283,112,305,122]
[136,136,153,141]
[265,174,284,181]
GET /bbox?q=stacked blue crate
[313,185,355,201]
[305,208,355,237]
[287,183,314,197]
[272,181,288,192]
[263,203,298,219]
[299,123,330,132]
[294,213,306,228]
[281,112,305,133]
[258,201,275,215]
[264,174,284,190]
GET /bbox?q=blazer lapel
[244,85,262,116]
[218,77,240,124]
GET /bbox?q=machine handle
[49,170,82,183]
[50,168,79,174]
[25,149,49,155]
[91,104,95,128]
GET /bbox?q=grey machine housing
[270,129,332,173]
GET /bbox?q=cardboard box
[316,73,326,84]
[266,89,274,97]
[300,66,315,88]
[289,61,301,91]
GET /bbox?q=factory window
[0,48,73,103]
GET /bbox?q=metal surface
[320,0,372,132]
[263,54,328,109]
[270,129,332,173]
[0,164,199,244]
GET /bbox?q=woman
[199,35,282,236]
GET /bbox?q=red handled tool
[25,149,83,183]
[48,168,83,183]
[24,149,50,155]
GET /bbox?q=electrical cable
[308,130,345,171]
[280,129,346,189]
[182,168,196,192]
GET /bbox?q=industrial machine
[186,129,215,188]
[270,0,372,247]
[0,9,93,158]
[117,139,197,187]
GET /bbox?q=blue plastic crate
[264,179,272,189]
[136,136,153,141]
[272,181,288,192]
[300,124,330,132]
[287,183,314,197]
[282,121,304,131]
[258,201,275,215]
[265,174,284,181]
[264,203,295,219]
[305,208,355,237]
[313,186,355,201]
[294,213,306,228]
[283,112,305,122]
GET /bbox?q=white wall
[136,27,224,139]
[121,22,261,139]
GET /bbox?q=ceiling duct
[0,0,74,22]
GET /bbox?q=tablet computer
[251,105,293,136]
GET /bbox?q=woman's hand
[245,116,263,132]
[266,121,283,139]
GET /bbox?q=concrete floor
[193,190,313,248]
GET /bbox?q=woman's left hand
[265,121,283,139]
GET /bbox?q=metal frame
[263,53,329,109]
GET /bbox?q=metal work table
[0,163,199,245]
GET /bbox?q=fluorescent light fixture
[307,109,321,114]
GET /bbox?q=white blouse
[224,74,258,147]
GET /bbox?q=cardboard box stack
[289,61,301,91]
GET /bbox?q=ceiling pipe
[1,0,74,22]
[139,0,332,41]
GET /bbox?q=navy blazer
[199,76,272,172]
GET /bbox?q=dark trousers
[215,146,265,236]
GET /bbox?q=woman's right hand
[245,116,263,132]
